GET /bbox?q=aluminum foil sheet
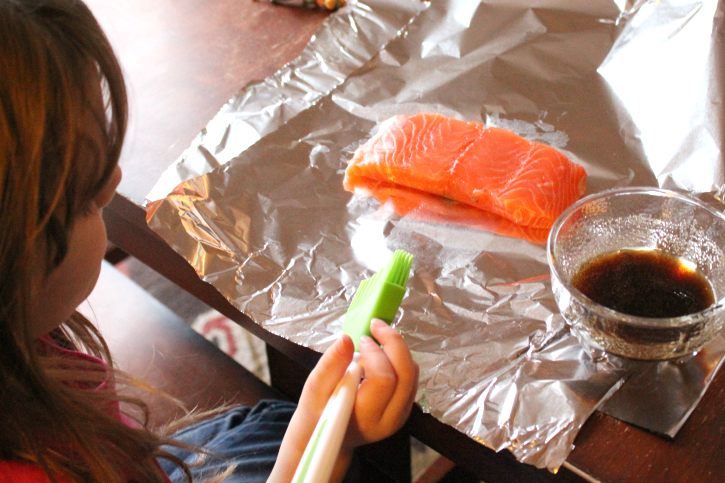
[146,0,725,472]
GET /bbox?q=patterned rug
[191,309,270,385]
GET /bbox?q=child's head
[0,2,190,482]
[0,0,126,340]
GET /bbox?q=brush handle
[292,353,364,483]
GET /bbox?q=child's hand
[342,318,419,450]
[268,319,419,483]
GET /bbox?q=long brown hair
[0,1,202,481]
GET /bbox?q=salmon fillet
[344,113,586,238]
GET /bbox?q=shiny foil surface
[146,0,725,471]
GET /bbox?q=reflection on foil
[147,0,725,472]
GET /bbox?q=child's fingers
[298,335,354,412]
[403,360,420,413]
[369,319,418,420]
[397,356,419,415]
[273,336,356,482]
[350,319,418,443]
[356,334,398,417]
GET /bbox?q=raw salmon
[343,113,586,239]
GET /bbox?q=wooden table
[86,1,725,481]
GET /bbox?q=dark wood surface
[88,0,725,481]
[87,0,328,204]
[81,260,285,428]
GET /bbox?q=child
[0,1,419,482]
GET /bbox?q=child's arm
[267,319,419,483]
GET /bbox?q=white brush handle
[292,353,363,483]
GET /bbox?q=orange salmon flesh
[343,113,587,242]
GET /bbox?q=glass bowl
[548,187,725,360]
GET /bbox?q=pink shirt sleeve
[0,461,75,483]
[0,338,172,483]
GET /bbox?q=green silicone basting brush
[342,249,414,350]
[292,249,413,483]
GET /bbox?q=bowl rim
[547,186,725,329]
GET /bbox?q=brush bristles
[348,276,372,311]
[348,250,413,311]
[387,250,413,287]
